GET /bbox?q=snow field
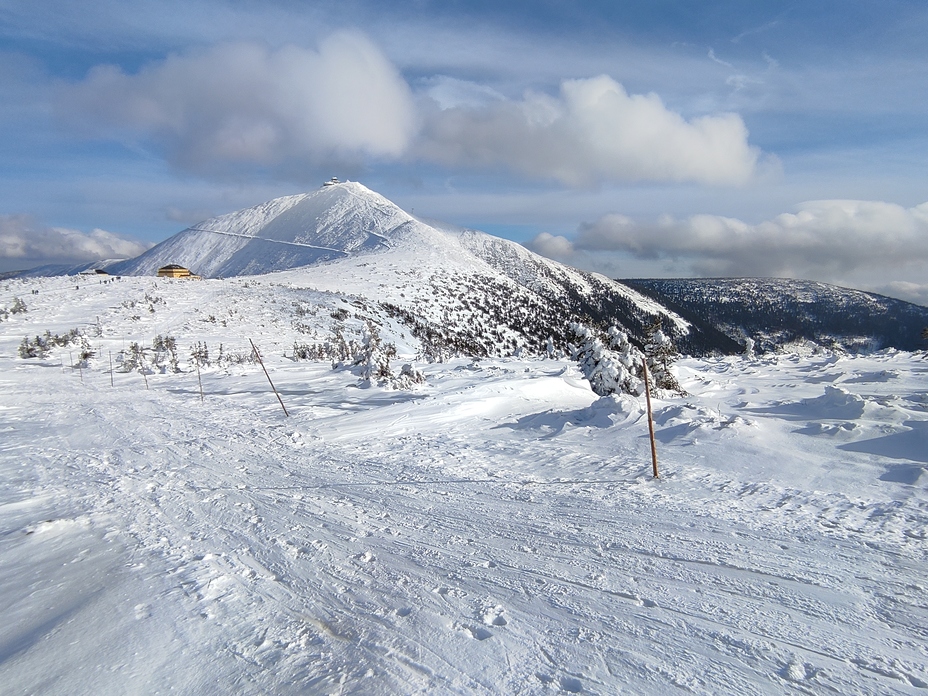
[1,275,927,694]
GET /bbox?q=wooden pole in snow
[195,358,204,402]
[250,338,289,417]
[642,357,659,479]
[109,351,114,387]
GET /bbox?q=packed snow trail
[2,348,926,694]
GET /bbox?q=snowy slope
[107,183,413,278]
[1,275,926,694]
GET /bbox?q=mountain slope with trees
[624,277,928,353]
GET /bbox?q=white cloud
[416,75,764,186]
[571,199,928,278]
[0,215,151,269]
[874,281,928,307]
[52,31,768,188]
[526,231,575,260]
[57,32,417,175]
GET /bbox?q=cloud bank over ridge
[0,215,151,271]
[528,199,928,304]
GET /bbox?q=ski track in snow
[1,276,927,695]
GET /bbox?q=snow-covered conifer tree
[644,319,685,395]
[569,323,645,396]
[354,322,397,386]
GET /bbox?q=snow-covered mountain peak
[108,181,418,278]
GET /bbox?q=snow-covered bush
[189,341,209,367]
[1,296,27,322]
[393,363,426,389]
[152,334,180,372]
[18,328,83,359]
[292,325,360,365]
[569,323,645,396]
[353,322,397,386]
[118,342,146,373]
[10,297,26,315]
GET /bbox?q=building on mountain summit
[157,264,201,279]
[323,177,341,187]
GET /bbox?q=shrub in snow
[117,342,147,373]
[10,297,26,314]
[393,363,426,389]
[644,319,686,396]
[74,335,95,368]
[569,323,645,396]
[292,325,360,365]
[545,336,557,359]
[353,322,397,386]
[189,341,210,368]
[1,296,27,321]
[18,336,44,359]
[18,328,83,359]
[152,335,180,373]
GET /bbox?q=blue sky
[2,0,927,303]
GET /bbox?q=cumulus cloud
[417,74,763,186]
[529,200,928,294]
[0,215,151,270]
[526,231,575,260]
[56,33,766,187]
[57,32,417,175]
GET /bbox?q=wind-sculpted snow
[2,274,927,694]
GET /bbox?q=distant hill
[623,278,928,353]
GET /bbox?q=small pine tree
[190,341,209,367]
[119,342,146,373]
[354,322,397,385]
[644,319,685,395]
[10,297,26,314]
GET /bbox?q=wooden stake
[195,358,204,402]
[109,351,114,387]
[642,357,659,479]
[250,338,289,417]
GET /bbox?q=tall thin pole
[250,338,289,417]
[109,351,114,387]
[195,358,203,402]
[642,357,659,479]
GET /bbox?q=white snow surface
[2,275,927,695]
